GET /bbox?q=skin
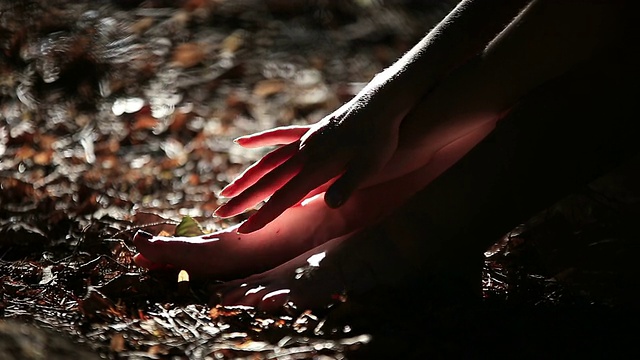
[134,0,635,310]
[134,0,529,276]
[217,58,639,310]
[133,121,494,278]
[214,0,532,233]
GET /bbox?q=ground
[1,0,639,359]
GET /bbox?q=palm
[215,106,400,234]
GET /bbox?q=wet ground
[1,0,639,359]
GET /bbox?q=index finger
[235,125,310,148]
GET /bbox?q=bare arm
[355,0,532,118]
[478,0,628,110]
[217,0,534,232]
[400,0,630,156]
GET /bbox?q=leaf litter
[1,0,639,359]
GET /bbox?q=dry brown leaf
[253,79,286,97]
[110,333,126,352]
[132,114,159,131]
[221,30,245,54]
[172,43,206,68]
[15,145,36,160]
[130,17,154,35]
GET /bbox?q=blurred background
[0,0,456,224]
[1,1,639,359]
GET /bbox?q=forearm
[406,0,629,143]
[477,0,629,112]
[361,0,531,109]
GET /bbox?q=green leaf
[175,216,205,237]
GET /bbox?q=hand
[215,90,407,234]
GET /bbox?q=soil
[1,0,639,359]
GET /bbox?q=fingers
[234,125,310,148]
[237,163,343,233]
[215,157,304,218]
[220,141,298,197]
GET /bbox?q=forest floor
[1,0,639,359]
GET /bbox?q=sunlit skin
[213,0,533,232]
[134,0,633,310]
[134,121,495,278]
[207,124,497,311]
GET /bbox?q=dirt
[1,0,639,359]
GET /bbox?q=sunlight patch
[245,285,266,296]
[306,251,326,267]
[261,289,290,301]
[300,193,322,207]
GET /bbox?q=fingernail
[324,190,343,208]
[219,185,232,197]
[237,224,251,234]
[213,205,226,217]
[237,219,256,234]
[136,230,154,240]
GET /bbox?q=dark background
[1,0,639,358]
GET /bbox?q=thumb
[324,157,380,208]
